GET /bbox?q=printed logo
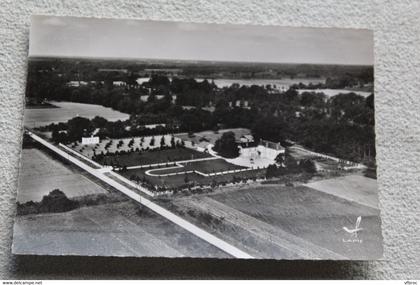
[342,216,363,243]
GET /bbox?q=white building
[113,81,127,87]
[239,134,254,144]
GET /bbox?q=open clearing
[13,201,228,258]
[167,183,382,259]
[95,147,211,167]
[305,174,379,209]
[17,148,107,203]
[24,101,129,127]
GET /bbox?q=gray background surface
[0,0,419,279]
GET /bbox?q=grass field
[17,148,108,203]
[305,174,378,209]
[24,101,129,127]
[147,159,246,176]
[181,159,246,173]
[13,201,228,258]
[186,184,382,259]
[95,147,211,167]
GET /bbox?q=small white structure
[240,134,254,144]
[113,81,127,87]
[144,123,166,129]
[82,136,100,145]
[66,81,88,87]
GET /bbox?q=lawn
[181,159,246,173]
[95,147,211,167]
[147,159,246,176]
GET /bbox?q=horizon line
[27,54,374,67]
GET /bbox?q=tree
[160,136,166,148]
[275,153,286,167]
[265,164,278,179]
[91,116,108,128]
[150,136,155,146]
[213,131,239,158]
[299,159,317,173]
[39,189,78,213]
[171,136,176,148]
[184,174,190,184]
[67,116,93,141]
[284,148,299,169]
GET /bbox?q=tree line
[28,66,375,164]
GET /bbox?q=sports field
[13,201,229,258]
[17,148,107,203]
[166,181,383,259]
[94,147,211,167]
[147,159,246,176]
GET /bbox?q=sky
[29,15,374,65]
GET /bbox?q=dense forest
[26,58,375,164]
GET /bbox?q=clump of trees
[265,150,317,179]
[16,190,126,216]
[213,131,240,158]
[16,189,78,215]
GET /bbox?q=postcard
[13,15,382,260]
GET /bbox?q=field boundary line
[27,131,254,259]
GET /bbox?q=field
[12,201,228,258]
[165,181,383,259]
[24,101,129,127]
[17,148,107,203]
[95,147,211,167]
[305,175,378,209]
[148,159,246,176]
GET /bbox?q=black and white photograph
[12,15,382,260]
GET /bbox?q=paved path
[26,131,254,259]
